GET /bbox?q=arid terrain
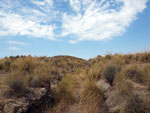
[0,52,150,113]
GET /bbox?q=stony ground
[0,72,53,113]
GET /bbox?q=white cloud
[0,0,148,42]
[31,0,53,13]
[69,0,81,12]
[7,40,26,46]
[0,13,55,39]
[31,0,53,6]
[62,0,148,42]
[0,0,55,40]
[8,47,20,51]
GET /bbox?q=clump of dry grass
[10,56,37,75]
[80,79,104,113]
[118,64,150,85]
[125,94,150,113]
[3,60,11,72]
[29,76,40,88]
[56,75,77,104]
[79,67,105,113]
[114,69,132,98]
[47,75,77,113]
[5,72,28,97]
[123,65,144,83]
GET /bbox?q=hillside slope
[0,52,150,113]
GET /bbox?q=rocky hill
[0,52,150,113]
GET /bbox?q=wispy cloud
[69,0,81,13]
[7,40,26,46]
[0,0,148,42]
[62,0,148,42]
[8,47,20,51]
[0,0,55,40]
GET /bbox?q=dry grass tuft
[5,72,27,97]
[125,94,150,113]
[80,78,104,113]
[56,75,77,104]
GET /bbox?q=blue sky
[0,0,150,59]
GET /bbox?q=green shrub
[125,95,148,113]
[103,64,117,86]
[6,74,27,96]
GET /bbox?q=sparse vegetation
[125,94,149,113]
[103,64,117,85]
[4,60,11,72]
[29,76,40,88]
[6,72,27,96]
[0,52,150,113]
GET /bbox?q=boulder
[95,79,110,92]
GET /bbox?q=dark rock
[2,88,54,113]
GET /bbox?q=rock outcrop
[1,88,54,113]
[103,79,150,113]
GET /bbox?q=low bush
[6,73,27,96]
[103,64,117,86]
